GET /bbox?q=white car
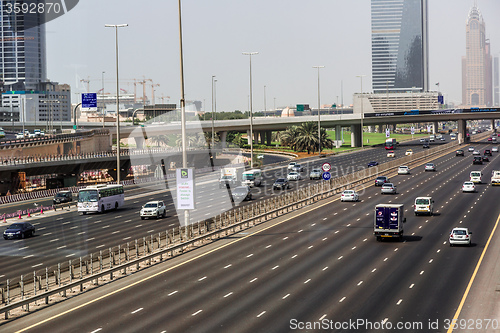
[449,227,472,246]
[424,163,436,171]
[287,162,297,170]
[405,149,413,156]
[473,150,480,155]
[340,190,359,202]
[387,151,395,158]
[397,166,410,175]
[140,200,167,219]
[462,181,476,193]
[381,183,397,194]
[468,147,475,152]
[287,172,302,181]
[15,133,25,139]
[492,146,499,152]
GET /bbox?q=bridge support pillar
[433,121,438,134]
[220,131,227,149]
[491,119,495,132]
[134,136,145,150]
[377,125,383,133]
[350,124,362,147]
[266,131,272,146]
[457,119,466,144]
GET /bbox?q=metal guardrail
[0,136,471,320]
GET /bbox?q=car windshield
[55,192,68,198]
[453,230,467,235]
[232,188,248,195]
[276,179,285,183]
[382,183,393,187]
[464,182,473,186]
[8,224,23,230]
[242,174,254,180]
[144,203,158,208]
[416,199,429,205]
[78,190,98,202]
[311,169,321,173]
[426,163,433,166]
[344,191,354,194]
[221,176,233,180]
[471,172,481,176]
[289,172,297,175]
[376,177,386,180]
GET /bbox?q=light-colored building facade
[462,5,493,106]
[353,91,442,114]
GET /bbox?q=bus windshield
[242,174,254,180]
[78,190,99,202]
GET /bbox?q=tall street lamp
[211,75,216,148]
[313,66,324,155]
[356,74,366,148]
[105,23,128,183]
[242,51,258,166]
[102,71,105,128]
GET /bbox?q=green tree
[280,126,299,150]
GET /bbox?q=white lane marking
[102,225,110,229]
[409,284,414,289]
[224,264,232,269]
[372,268,377,273]
[19,246,29,250]
[31,263,43,268]
[247,253,253,258]
[339,297,346,302]
[65,254,75,257]
[283,237,288,240]
[420,271,424,275]
[77,232,86,235]
[23,255,34,259]
[291,254,298,259]
[265,244,272,249]
[357,281,363,286]
[90,329,102,333]
[308,246,313,249]
[56,245,66,249]
[304,279,311,284]
[429,259,433,263]
[192,310,202,316]
[43,232,52,236]
[135,224,143,228]
[86,238,95,242]
[224,292,233,298]
[257,311,266,318]
[272,265,279,270]
[319,314,327,321]
[397,299,403,305]
[123,237,131,241]
[168,291,178,296]
[38,227,46,231]
[338,256,343,260]
[198,276,207,281]
[250,278,258,283]
[282,294,290,299]
[323,266,328,271]
[96,244,105,249]
[112,231,120,234]
[298,229,303,233]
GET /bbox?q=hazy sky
[45,0,500,112]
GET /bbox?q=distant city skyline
[43,0,500,112]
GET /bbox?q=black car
[456,149,465,156]
[231,186,252,202]
[473,156,483,164]
[484,149,492,156]
[482,155,490,162]
[367,161,379,167]
[273,178,290,190]
[53,190,73,204]
[422,144,430,149]
[3,222,35,239]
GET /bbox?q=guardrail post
[135,239,139,270]
[4,280,8,319]
[33,271,37,301]
[80,257,83,292]
[45,268,49,304]
[125,242,130,275]
[21,274,26,311]
[109,248,113,280]
[99,251,103,282]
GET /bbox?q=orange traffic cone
[3,216,6,223]
[27,211,31,218]
[40,207,43,214]
[18,212,22,219]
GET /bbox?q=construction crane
[159,94,170,103]
[150,81,160,105]
[80,77,90,92]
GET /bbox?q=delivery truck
[374,203,406,241]
[219,167,243,188]
[491,170,500,186]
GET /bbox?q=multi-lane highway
[3,135,500,332]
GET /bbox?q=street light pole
[102,71,105,128]
[313,65,324,155]
[211,75,215,148]
[243,51,258,167]
[356,74,366,148]
[105,23,128,184]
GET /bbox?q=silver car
[381,183,397,194]
[309,168,322,180]
[424,163,436,171]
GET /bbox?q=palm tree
[280,126,299,150]
[295,122,319,153]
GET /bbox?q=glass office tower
[0,0,47,90]
[371,0,429,93]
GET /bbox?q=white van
[241,169,262,187]
[470,171,482,183]
[414,197,434,216]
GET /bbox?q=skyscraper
[0,1,47,90]
[371,0,429,93]
[494,55,499,106]
[462,4,493,106]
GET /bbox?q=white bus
[78,184,124,214]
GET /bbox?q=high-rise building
[462,5,493,106]
[371,0,429,93]
[494,56,499,106]
[0,1,47,90]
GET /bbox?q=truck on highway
[219,167,243,188]
[374,203,406,241]
[241,169,262,187]
[491,171,500,186]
